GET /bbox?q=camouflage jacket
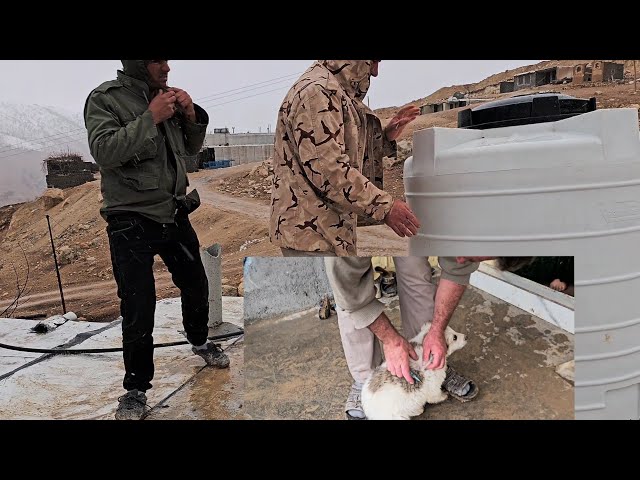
[269,60,396,255]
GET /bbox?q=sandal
[443,365,479,403]
[375,267,397,297]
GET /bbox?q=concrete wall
[514,72,535,90]
[205,132,275,147]
[592,61,604,82]
[420,104,436,115]
[602,62,623,82]
[573,63,587,83]
[535,68,556,86]
[214,144,275,165]
[244,257,333,324]
[46,172,96,189]
[556,66,574,82]
[46,160,95,174]
[500,81,514,93]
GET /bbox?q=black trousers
[106,212,209,392]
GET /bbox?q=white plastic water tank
[404,93,640,419]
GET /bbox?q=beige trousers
[325,257,436,384]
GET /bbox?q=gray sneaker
[192,342,230,368]
[345,382,366,420]
[115,389,149,420]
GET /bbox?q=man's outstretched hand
[385,105,420,141]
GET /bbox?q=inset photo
[244,256,574,420]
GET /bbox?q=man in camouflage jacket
[270,60,421,256]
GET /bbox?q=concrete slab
[0,297,244,420]
[209,322,244,339]
[147,338,247,420]
[0,316,107,377]
[244,287,574,420]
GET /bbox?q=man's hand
[385,105,420,142]
[550,279,567,291]
[148,91,177,125]
[383,335,419,384]
[423,328,447,370]
[385,199,420,238]
[168,87,196,122]
[368,312,418,384]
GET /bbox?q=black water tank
[458,92,597,130]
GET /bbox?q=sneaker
[345,382,366,420]
[115,389,149,420]
[192,342,230,368]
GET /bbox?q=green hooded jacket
[83,60,209,223]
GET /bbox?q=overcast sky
[0,60,540,133]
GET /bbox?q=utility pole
[46,215,66,314]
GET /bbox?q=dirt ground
[244,287,574,420]
[146,337,247,420]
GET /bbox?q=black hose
[0,330,243,355]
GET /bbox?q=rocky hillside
[0,102,90,206]
[375,59,637,119]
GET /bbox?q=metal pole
[45,215,66,314]
[635,60,637,93]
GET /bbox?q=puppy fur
[361,322,467,420]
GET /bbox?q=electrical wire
[0,330,243,355]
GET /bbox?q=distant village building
[513,70,537,91]
[591,61,624,82]
[573,63,590,83]
[513,68,562,90]
[499,81,514,93]
[198,128,275,168]
[45,153,97,189]
[554,66,575,84]
[535,67,559,86]
[205,128,274,148]
[419,93,490,116]
[513,61,624,91]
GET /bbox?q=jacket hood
[321,60,372,100]
[121,60,151,84]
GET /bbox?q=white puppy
[361,323,467,420]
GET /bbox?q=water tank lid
[458,93,597,129]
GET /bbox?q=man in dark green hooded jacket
[84,60,229,420]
